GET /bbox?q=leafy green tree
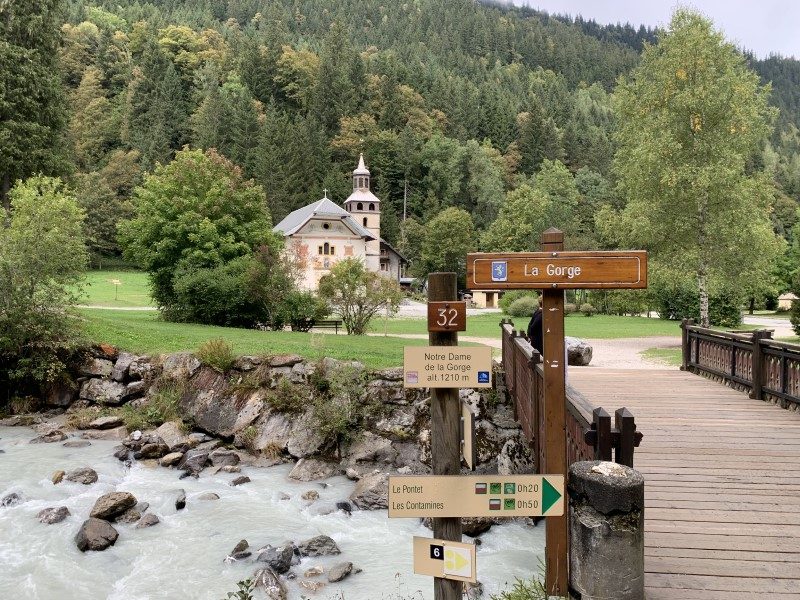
[0,177,87,395]
[0,0,68,220]
[119,148,278,319]
[318,258,403,335]
[418,207,476,282]
[613,9,781,326]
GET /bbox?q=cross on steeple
[323,188,328,198]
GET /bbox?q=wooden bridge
[501,320,800,599]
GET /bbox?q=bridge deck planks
[568,368,800,599]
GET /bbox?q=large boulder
[154,421,188,451]
[79,379,128,405]
[374,406,417,440]
[90,492,137,521]
[38,506,70,524]
[136,513,160,529]
[286,411,326,458]
[159,452,183,467]
[75,518,118,552]
[497,436,536,475]
[65,467,98,485]
[298,535,341,557]
[88,416,124,430]
[134,438,169,460]
[256,544,294,574]
[565,337,593,366]
[349,472,389,510]
[161,353,201,379]
[30,430,67,444]
[127,357,154,382]
[177,449,210,475]
[288,458,339,482]
[209,449,240,467]
[80,357,114,378]
[328,562,353,583]
[252,567,287,600]
[343,433,397,466]
[112,353,136,382]
[44,379,78,408]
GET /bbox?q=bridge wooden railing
[681,319,800,406]
[500,319,642,469]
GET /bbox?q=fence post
[680,318,693,370]
[592,407,612,461]
[615,408,636,468]
[529,353,541,474]
[750,329,772,400]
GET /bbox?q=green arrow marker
[542,477,562,514]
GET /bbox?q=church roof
[273,197,375,240]
[353,153,370,175]
[380,238,408,264]
[345,188,381,204]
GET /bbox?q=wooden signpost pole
[540,228,568,596]
[427,272,462,600]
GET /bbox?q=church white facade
[273,155,406,291]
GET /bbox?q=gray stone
[155,421,188,450]
[161,352,201,379]
[65,467,98,485]
[127,358,153,381]
[52,470,65,484]
[125,381,146,398]
[63,440,92,448]
[112,352,136,382]
[75,518,118,552]
[45,379,78,408]
[198,492,219,501]
[30,430,68,444]
[135,513,160,528]
[252,567,287,600]
[569,461,644,515]
[90,492,137,521]
[497,437,536,475]
[290,361,307,383]
[373,367,403,382]
[327,561,353,583]
[116,508,141,524]
[81,357,114,378]
[81,426,128,441]
[298,535,341,557]
[89,415,124,429]
[289,458,339,482]
[566,337,593,366]
[344,432,397,466]
[175,489,186,510]
[134,439,169,460]
[177,449,210,474]
[286,411,326,458]
[159,452,183,467]
[268,354,303,367]
[335,501,352,514]
[38,506,70,524]
[301,490,319,501]
[219,465,240,473]
[233,355,262,371]
[257,544,294,574]
[374,407,416,439]
[79,379,127,405]
[113,445,129,461]
[209,449,240,467]
[231,539,249,555]
[1,492,22,507]
[349,472,389,510]
[230,476,251,486]
[489,403,518,430]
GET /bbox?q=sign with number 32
[427,301,467,332]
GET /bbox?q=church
[273,155,407,291]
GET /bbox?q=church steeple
[353,153,370,191]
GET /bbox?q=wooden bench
[294,319,344,334]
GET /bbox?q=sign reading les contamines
[467,251,647,290]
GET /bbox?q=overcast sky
[509,1,799,59]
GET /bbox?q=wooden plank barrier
[681,319,800,407]
[500,320,642,468]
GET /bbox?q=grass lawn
[372,312,683,339]
[79,270,153,308]
[640,347,682,367]
[77,309,455,369]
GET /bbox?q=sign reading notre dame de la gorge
[467,251,647,289]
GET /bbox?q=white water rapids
[0,427,544,599]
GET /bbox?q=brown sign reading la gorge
[467,251,648,290]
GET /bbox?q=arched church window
[369,203,375,211]
[357,202,363,211]
[323,242,330,255]
[363,217,368,227]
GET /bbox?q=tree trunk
[749,297,755,315]
[697,197,710,327]
[1,172,10,228]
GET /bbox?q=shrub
[265,379,307,414]
[791,301,800,336]
[490,577,547,600]
[221,578,255,600]
[580,303,596,317]
[499,291,538,313]
[66,406,104,429]
[196,338,236,373]
[274,291,329,331]
[239,425,258,453]
[507,296,540,317]
[8,396,40,415]
[119,378,184,430]
[564,302,577,315]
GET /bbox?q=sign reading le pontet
[467,250,648,290]
[403,346,492,389]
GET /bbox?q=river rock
[328,561,353,583]
[113,445,129,461]
[30,430,67,444]
[93,343,118,361]
[65,467,98,485]
[38,506,70,524]
[89,415,124,430]
[335,501,352,514]
[300,580,325,592]
[79,379,128,405]
[289,458,339,482]
[209,449,240,467]
[134,439,169,460]
[301,490,319,501]
[257,544,294,574]
[90,492,137,521]
[161,353,201,379]
[63,440,92,448]
[81,357,114,378]
[177,448,210,474]
[252,567,287,600]
[497,436,536,475]
[75,518,118,552]
[160,452,183,467]
[52,470,65,484]
[81,426,128,441]
[154,421,187,450]
[304,565,324,577]
[230,476,251,486]
[136,513,160,528]
[45,379,78,408]
[269,354,303,367]
[116,508,141,524]
[1,492,22,507]
[231,539,249,554]
[127,357,153,381]
[298,535,341,557]
[198,492,219,501]
[233,355,262,371]
[219,465,240,473]
[286,411,326,458]
[349,472,389,510]
[565,336,593,366]
[112,353,135,382]
[175,490,186,510]
[344,432,397,466]
[375,407,416,440]
[125,381,146,399]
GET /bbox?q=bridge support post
[568,461,645,600]
[750,328,773,401]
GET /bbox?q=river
[0,426,544,600]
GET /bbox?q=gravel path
[742,315,795,338]
[582,335,680,369]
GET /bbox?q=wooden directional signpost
[467,228,648,596]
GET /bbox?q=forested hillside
[18,0,800,290]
